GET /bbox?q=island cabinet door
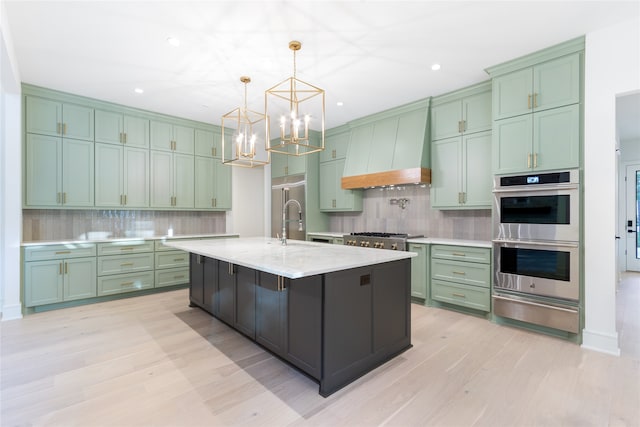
[256,272,287,357]
[202,257,218,315]
[189,253,204,307]
[234,265,256,339]
[286,275,322,380]
[217,261,236,326]
[323,266,373,392]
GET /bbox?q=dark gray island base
[189,254,412,397]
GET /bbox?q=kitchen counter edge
[406,237,491,248]
[21,233,240,247]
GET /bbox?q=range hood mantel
[341,168,431,189]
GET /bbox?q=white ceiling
[4,0,640,136]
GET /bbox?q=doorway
[625,164,640,271]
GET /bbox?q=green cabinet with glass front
[487,38,584,174]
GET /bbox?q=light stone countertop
[21,233,239,247]
[406,237,492,248]
[164,236,416,279]
[305,231,346,238]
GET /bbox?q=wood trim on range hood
[341,168,431,189]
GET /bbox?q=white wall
[1,0,23,320]
[228,165,266,237]
[583,17,640,355]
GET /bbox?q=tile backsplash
[329,185,492,240]
[23,209,226,242]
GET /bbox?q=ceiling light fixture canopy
[221,76,270,168]
[265,40,325,156]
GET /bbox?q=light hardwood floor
[2,276,638,427]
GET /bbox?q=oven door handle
[493,295,579,314]
[492,239,579,248]
[492,184,578,194]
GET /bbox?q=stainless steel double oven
[492,169,581,334]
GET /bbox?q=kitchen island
[164,237,415,397]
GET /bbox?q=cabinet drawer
[431,258,490,288]
[155,250,189,269]
[431,279,490,312]
[430,245,490,264]
[97,271,154,296]
[24,244,96,261]
[97,253,154,276]
[155,267,189,288]
[97,240,154,256]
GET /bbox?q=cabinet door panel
[493,114,533,175]
[150,151,173,208]
[217,261,235,325]
[431,136,462,208]
[150,121,173,151]
[409,243,428,299]
[95,143,123,207]
[195,156,215,209]
[368,117,398,173]
[64,258,97,301]
[256,272,287,356]
[203,256,218,313]
[123,116,149,148]
[533,104,580,171]
[393,108,428,169]
[492,68,532,120]
[320,130,350,162]
[95,110,123,144]
[190,253,204,306]
[25,134,61,206]
[234,266,256,338]
[124,147,149,207]
[463,131,492,207]
[463,91,492,134]
[270,152,288,178]
[25,260,63,306]
[195,129,215,157]
[319,161,336,211]
[534,53,580,112]
[343,125,373,176]
[173,125,195,154]
[62,104,94,141]
[62,139,94,206]
[174,154,194,208]
[213,160,232,209]
[26,97,61,136]
[431,100,461,141]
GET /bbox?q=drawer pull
[120,247,135,251]
[174,275,185,279]
[451,252,466,256]
[120,281,134,286]
[55,251,71,255]
[174,258,184,262]
[452,271,466,275]
[120,262,134,267]
[452,292,466,298]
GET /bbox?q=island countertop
[164,236,416,279]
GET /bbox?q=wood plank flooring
[1,275,638,426]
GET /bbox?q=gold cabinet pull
[57,192,61,204]
[332,199,336,208]
[462,120,466,132]
[55,250,71,255]
[63,193,67,204]
[63,123,67,135]
[174,258,184,262]
[120,281,134,287]
[452,252,466,257]
[527,153,532,168]
[174,275,185,279]
[123,133,127,144]
[533,93,538,108]
[64,262,68,274]
[533,153,538,168]
[527,94,532,109]
[452,271,467,275]
[120,262,134,267]
[214,198,217,207]
[120,247,134,251]
[59,262,63,275]
[452,292,466,298]
[57,123,62,135]
[332,149,336,159]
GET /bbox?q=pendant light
[265,40,325,156]
[221,76,270,167]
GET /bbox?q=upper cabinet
[486,37,584,175]
[431,86,492,141]
[150,120,195,154]
[95,110,149,148]
[26,96,94,141]
[270,132,321,179]
[319,125,362,212]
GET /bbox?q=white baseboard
[581,328,621,356]
[1,303,23,321]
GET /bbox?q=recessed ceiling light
[134,88,144,94]
[166,37,180,47]
[337,101,344,107]
[431,63,441,71]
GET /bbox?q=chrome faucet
[281,198,303,245]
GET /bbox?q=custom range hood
[339,98,431,190]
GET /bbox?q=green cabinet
[319,126,350,163]
[194,128,232,160]
[431,131,492,209]
[95,143,149,208]
[26,96,94,141]
[492,53,580,120]
[431,83,491,141]
[24,244,97,307]
[343,124,373,177]
[95,110,149,147]
[96,241,154,296]
[408,243,428,300]
[320,159,362,212]
[194,156,232,210]
[150,120,195,154]
[150,151,194,208]
[25,134,94,207]
[270,142,311,178]
[487,41,583,175]
[430,244,491,312]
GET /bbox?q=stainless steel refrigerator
[271,174,306,241]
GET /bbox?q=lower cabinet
[256,272,288,357]
[408,243,428,300]
[430,244,491,312]
[97,241,155,296]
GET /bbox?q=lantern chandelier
[221,76,270,168]
[265,40,325,156]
